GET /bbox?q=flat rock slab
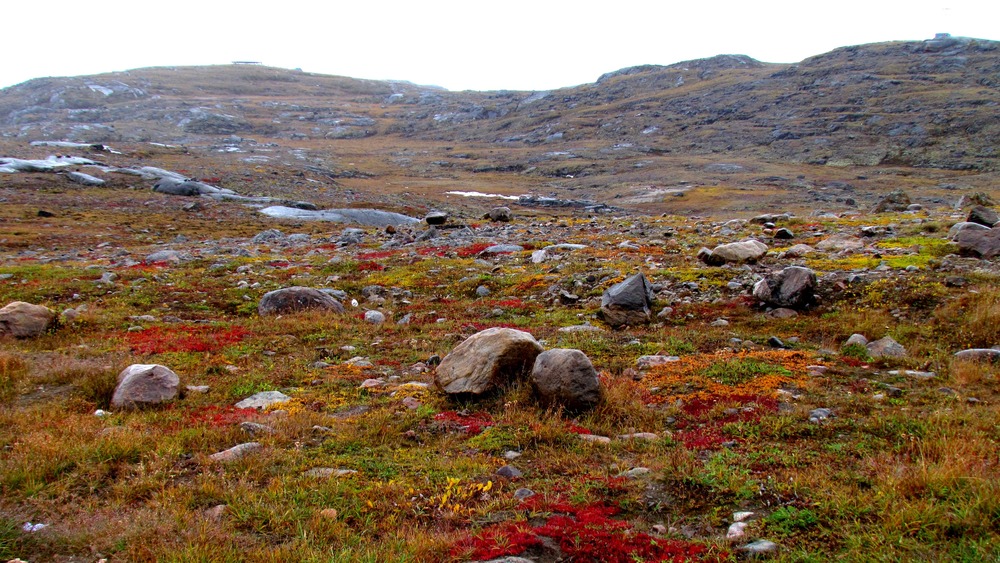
[235,391,291,410]
[260,206,419,227]
[210,442,261,462]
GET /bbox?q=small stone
[733,511,755,522]
[809,408,833,422]
[503,450,522,460]
[742,540,778,555]
[360,378,386,388]
[496,465,523,479]
[364,310,386,324]
[620,467,652,479]
[578,434,612,445]
[767,336,787,349]
[727,521,749,540]
[209,442,262,462]
[235,391,291,410]
[239,421,274,436]
[513,488,535,500]
[475,285,491,297]
[711,318,730,327]
[186,385,210,394]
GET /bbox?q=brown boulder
[435,328,543,395]
[0,301,56,338]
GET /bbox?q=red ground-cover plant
[356,261,385,272]
[433,411,495,435]
[455,498,721,562]
[185,405,259,427]
[456,242,493,258]
[673,394,778,450]
[565,422,593,435]
[357,250,401,260]
[126,324,251,355]
[417,246,449,257]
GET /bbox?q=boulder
[867,336,907,358]
[600,273,654,327]
[111,364,180,409]
[258,287,345,316]
[967,205,999,227]
[0,301,56,338]
[783,244,815,258]
[531,349,602,411]
[953,349,1000,363]
[752,266,817,309]
[871,189,911,213]
[425,210,448,226]
[699,240,768,265]
[947,221,989,240]
[435,328,543,395]
[65,171,105,186]
[955,227,1000,259]
[235,390,291,410]
[485,206,513,222]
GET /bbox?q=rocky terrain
[0,35,998,562]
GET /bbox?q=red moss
[356,261,385,272]
[126,324,250,355]
[455,499,721,562]
[357,250,400,260]
[456,242,493,258]
[185,405,258,427]
[433,411,495,435]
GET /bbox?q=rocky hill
[1,36,998,172]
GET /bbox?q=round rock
[258,286,345,316]
[435,328,543,395]
[111,364,180,409]
[531,348,602,412]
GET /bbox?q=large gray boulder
[258,287,345,316]
[435,328,543,395]
[967,205,1000,227]
[947,221,989,241]
[531,349,602,412]
[600,273,654,327]
[111,364,180,409]
[699,240,768,266]
[955,227,1000,259]
[753,266,817,310]
[0,301,56,338]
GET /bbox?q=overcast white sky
[2,0,996,92]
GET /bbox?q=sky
[2,0,997,92]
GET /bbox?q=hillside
[0,36,999,563]
[1,37,998,174]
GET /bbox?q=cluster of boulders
[434,327,602,412]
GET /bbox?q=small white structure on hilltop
[232,61,263,65]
